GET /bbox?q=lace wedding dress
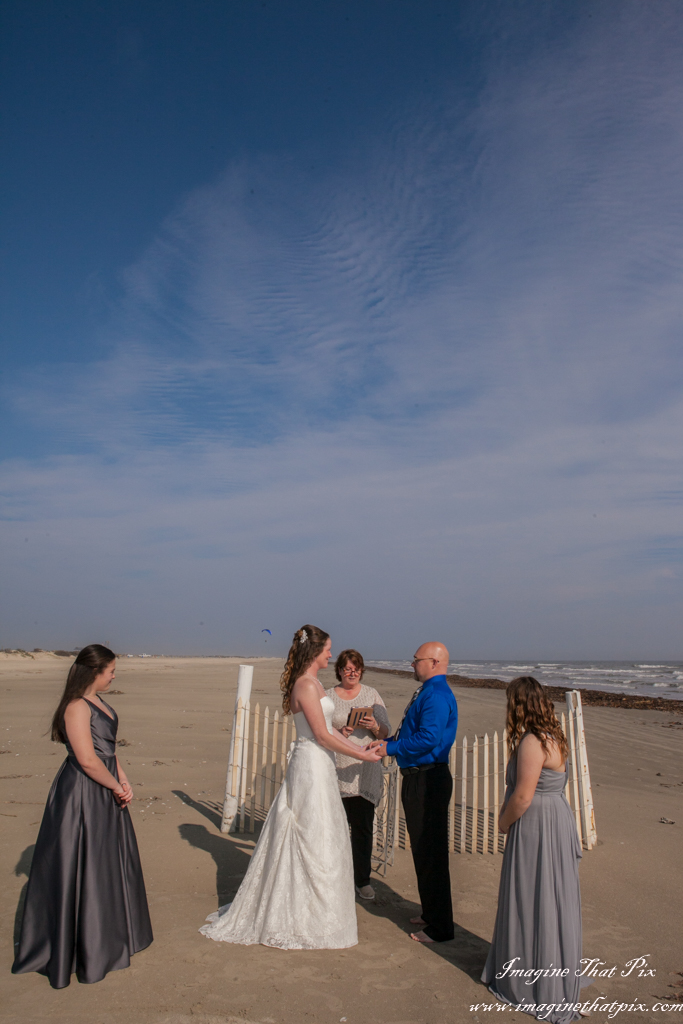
[200,694,358,949]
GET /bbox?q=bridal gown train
[200,694,358,949]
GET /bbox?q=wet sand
[1,653,682,1024]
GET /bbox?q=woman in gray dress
[482,677,591,1023]
[12,645,152,988]
[326,649,390,901]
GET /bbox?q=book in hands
[346,706,373,730]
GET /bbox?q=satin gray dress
[12,698,152,988]
[482,754,590,1023]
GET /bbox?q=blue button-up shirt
[385,674,458,768]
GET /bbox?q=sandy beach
[2,652,682,1024]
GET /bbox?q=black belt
[400,761,448,777]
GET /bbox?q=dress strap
[82,696,116,721]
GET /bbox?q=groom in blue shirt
[372,642,457,943]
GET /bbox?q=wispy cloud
[2,2,682,656]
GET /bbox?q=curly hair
[505,676,568,761]
[334,648,365,682]
[50,644,116,743]
[280,624,330,716]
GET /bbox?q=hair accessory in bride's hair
[299,629,308,644]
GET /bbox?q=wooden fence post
[395,772,404,849]
[566,690,597,849]
[449,741,457,851]
[249,704,260,833]
[472,736,479,854]
[237,701,251,832]
[259,707,270,820]
[220,664,254,832]
[493,731,500,854]
[561,712,571,802]
[280,715,290,782]
[460,737,468,853]
[501,730,508,854]
[565,704,583,846]
[483,733,490,854]
[269,711,280,806]
[220,696,244,832]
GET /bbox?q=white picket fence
[221,688,596,864]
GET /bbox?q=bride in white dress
[200,624,382,950]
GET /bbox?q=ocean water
[366,659,683,701]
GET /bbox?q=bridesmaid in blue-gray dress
[482,677,591,1024]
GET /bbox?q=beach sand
[1,652,682,1024]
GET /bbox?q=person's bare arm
[63,701,126,802]
[292,678,382,761]
[498,734,545,834]
[115,756,133,805]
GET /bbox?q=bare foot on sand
[410,916,426,926]
[410,930,434,943]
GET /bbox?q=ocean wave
[367,659,683,701]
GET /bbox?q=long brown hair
[505,676,568,760]
[50,644,116,743]
[280,624,329,716]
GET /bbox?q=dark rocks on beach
[368,666,683,714]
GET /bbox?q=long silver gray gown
[12,698,153,988]
[482,756,591,1024]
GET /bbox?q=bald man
[373,642,458,942]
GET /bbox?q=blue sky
[1,1,682,659]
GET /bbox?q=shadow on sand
[363,875,490,980]
[173,789,489,979]
[174,791,258,906]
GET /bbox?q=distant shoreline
[3,649,681,712]
[367,665,683,713]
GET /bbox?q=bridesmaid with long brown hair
[12,645,152,989]
[482,677,591,1023]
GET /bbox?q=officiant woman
[326,650,391,901]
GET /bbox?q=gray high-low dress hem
[12,698,153,989]
[482,756,591,1024]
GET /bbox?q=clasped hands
[339,713,387,762]
[114,781,134,807]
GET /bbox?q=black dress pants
[401,762,454,941]
[342,796,375,888]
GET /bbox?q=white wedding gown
[200,694,358,949]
